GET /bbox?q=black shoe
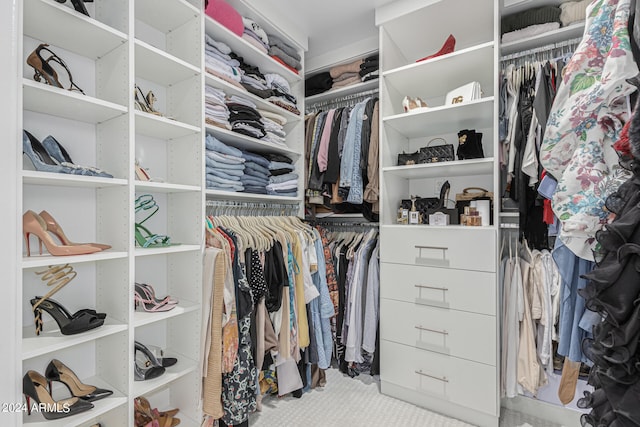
[23,370,93,420]
[30,297,104,336]
[45,359,113,402]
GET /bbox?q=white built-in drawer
[380,262,496,315]
[380,298,496,366]
[380,226,496,272]
[381,340,498,416]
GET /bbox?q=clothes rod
[306,88,379,107]
[500,36,582,61]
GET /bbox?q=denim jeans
[205,135,243,157]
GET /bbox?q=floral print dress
[540,0,638,260]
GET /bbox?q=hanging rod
[305,88,379,112]
[206,200,299,216]
[310,220,379,228]
[500,37,582,61]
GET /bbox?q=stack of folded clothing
[305,72,332,97]
[266,154,297,197]
[501,5,562,43]
[205,135,245,192]
[267,33,301,74]
[235,54,271,98]
[330,58,364,90]
[240,150,270,194]
[205,35,243,89]
[359,54,379,82]
[258,109,287,147]
[242,17,269,54]
[205,85,230,130]
[226,95,266,139]
[265,73,299,115]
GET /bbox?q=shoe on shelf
[23,130,76,175]
[42,135,113,178]
[30,296,104,336]
[136,282,179,305]
[45,359,113,402]
[135,396,180,427]
[26,44,85,94]
[55,0,91,17]
[134,85,163,117]
[23,370,94,420]
[137,342,177,368]
[134,283,178,313]
[416,34,456,63]
[135,160,151,181]
[23,210,102,257]
[39,210,111,251]
[134,341,166,381]
[402,96,429,113]
[134,194,179,248]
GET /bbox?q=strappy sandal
[134,342,166,381]
[134,85,164,117]
[134,283,177,313]
[134,194,178,248]
[26,44,85,94]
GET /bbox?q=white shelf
[24,378,126,427]
[383,42,495,97]
[135,181,201,193]
[205,72,301,124]
[135,111,201,140]
[205,190,302,203]
[132,354,197,397]
[22,171,128,188]
[500,212,519,217]
[135,39,201,86]
[22,251,128,270]
[22,319,128,360]
[23,79,127,124]
[382,224,497,231]
[135,0,200,33]
[204,16,302,83]
[383,97,494,139]
[134,299,200,328]
[134,245,201,257]
[305,79,380,105]
[23,0,127,60]
[501,22,585,55]
[383,158,494,179]
[206,125,301,158]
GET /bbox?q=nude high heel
[23,210,101,257]
[39,210,111,250]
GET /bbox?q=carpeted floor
[250,369,563,427]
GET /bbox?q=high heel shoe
[23,210,101,257]
[23,130,76,175]
[42,135,113,178]
[39,210,111,250]
[30,296,104,336]
[134,195,177,248]
[136,283,179,305]
[23,370,94,420]
[416,34,456,63]
[134,342,166,381]
[134,85,162,116]
[135,160,151,181]
[26,44,85,94]
[55,0,91,17]
[136,342,177,368]
[134,284,177,313]
[45,359,113,402]
[402,96,429,113]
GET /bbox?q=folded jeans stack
[205,85,230,130]
[267,157,297,197]
[265,73,299,115]
[205,135,245,192]
[240,150,270,194]
[258,109,288,147]
[226,95,266,139]
[205,34,243,89]
[242,17,269,54]
[267,32,301,74]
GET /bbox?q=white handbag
[445,81,482,105]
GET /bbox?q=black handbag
[457,129,484,160]
[400,181,451,224]
[397,150,428,166]
[419,137,455,163]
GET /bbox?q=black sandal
[134,341,166,381]
[30,296,104,336]
[26,44,85,94]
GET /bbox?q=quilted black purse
[397,150,428,166]
[419,137,455,163]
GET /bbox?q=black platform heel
[26,44,85,94]
[55,0,92,17]
[45,359,113,402]
[23,370,93,420]
[30,296,104,336]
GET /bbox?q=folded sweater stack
[330,58,364,90]
[205,35,243,89]
[205,135,245,192]
[266,153,297,197]
[242,17,270,54]
[267,33,301,74]
[499,3,586,43]
[205,85,230,130]
[226,95,266,139]
[259,109,288,147]
[240,150,271,194]
[265,73,299,115]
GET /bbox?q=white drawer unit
[380,226,496,272]
[381,340,498,416]
[380,262,496,315]
[380,298,496,366]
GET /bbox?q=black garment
[359,64,379,77]
[269,168,294,176]
[241,85,276,99]
[305,72,333,97]
[308,113,327,190]
[324,108,343,184]
[363,54,379,62]
[264,241,286,312]
[359,98,378,173]
[263,153,293,164]
[335,245,348,373]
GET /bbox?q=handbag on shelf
[400,181,452,224]
[457,129,484,160]
[445,81,482,106]
[419,137,455,163]
[455,187,494,221]
[397,150,428,166]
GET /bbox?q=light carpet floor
[249,369,563,427]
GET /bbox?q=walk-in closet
[2,0,639,426]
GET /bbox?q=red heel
[25,395,31,415]
[416,34,456,62]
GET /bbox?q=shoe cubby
[135,372,201,427]
[135,132,202,188]
[76,403,129,427]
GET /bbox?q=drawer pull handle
[414,246,449,267]
[414,285,448,292]
[415,325,448,335]
[415,370,448,383]
[415,245,448,251]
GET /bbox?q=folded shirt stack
[240,150,270,194]
[242,17,269,54]
[266,155,297,197]
[265,73,299,115]
[359,54,379,82]
[267,33,301,74]
[205,85,230,130]
[330,58,364,90]
[226,95,266,139]
[501,5,562,42]
[258,109,287,147]
[305,72,333,97]
[205,135,246,192]
[205,35,244,89]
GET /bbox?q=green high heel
[134,194,178,248]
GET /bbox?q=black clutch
[419,137,455,163]
[397,150,428,166]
